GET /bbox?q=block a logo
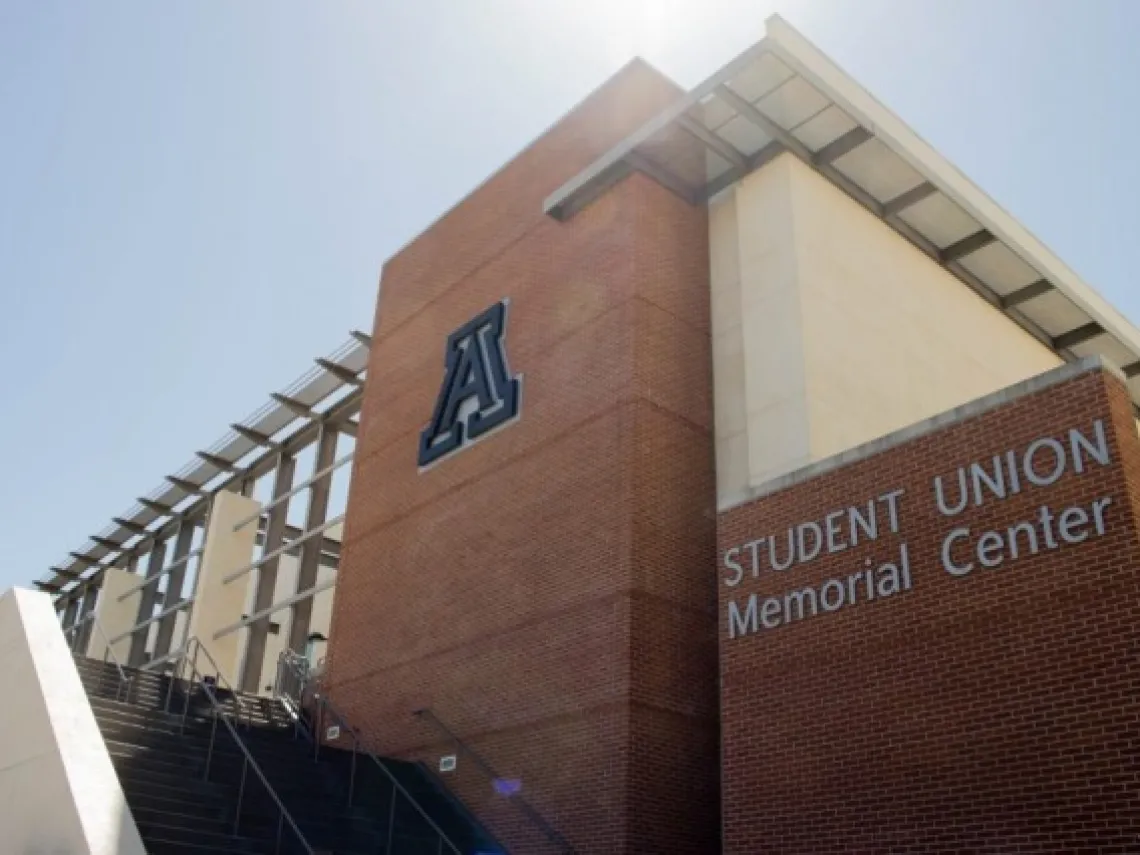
[418,299,522,468]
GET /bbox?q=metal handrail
[415,708,577,855]
[167,636,250,729]
[66,613,133,702]
[183,652,314,855]
[274,650,464,855]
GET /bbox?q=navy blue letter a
[418,300,521,468]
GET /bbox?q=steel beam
[68,553,99,568]
[196,451,237,473]
[75,582,100,653]
[1123,361,1140,378]
[315,358,364,387]
[128,542,167,668]
[113,517,150,537]
[1001,279,1052,308]
[271,393,313,418]
[1053,322,1103,351]
[60,596,80,635]
[624,150,702,205]
[152,518,197,661]
[288,425,339,654]
[677,114,748,169]
[166,475,205,495]
[940,230,995,263]
[214,580,335,640]
[814,126,872,164]
[714,85,811,161]
[91,536,122,552]
[882,182,937,217]
[137,497,175,516]
[231,423,281,450]
[350,330,372,348]
[239,453,297,693]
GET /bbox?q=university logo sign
[418,300,522,468]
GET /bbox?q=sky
[1,0,1138,591]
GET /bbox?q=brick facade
[718,364,1140,853]
[326,63,720,854]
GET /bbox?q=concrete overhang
[546,15,1140,408]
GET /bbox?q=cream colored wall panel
[709,187,750,507]
[784,156,1062,462]
[716,432,752,508]
[186,491,259,685]
[736,157,811,489]
[85,567,139,665]
[713,328,747,442]
[711,154,816,504]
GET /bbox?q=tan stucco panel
[788,156,1062,462]
[711,152,1064,508]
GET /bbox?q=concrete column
[183,490,259,687]
[59,595,80,643]
[153,518,197,660]
[75,583,100,654]
[239,454,296,692]
[288,426,339,653]
[85,567,142,665]
[128,541,167,667]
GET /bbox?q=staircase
[74,655,504,854]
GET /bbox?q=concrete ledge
[720,355,1123,513]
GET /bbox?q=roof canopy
[39,332,370,597]
[546,15,1140,404]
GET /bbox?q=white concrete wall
[0,588,146,855]
[712,153,1063,508]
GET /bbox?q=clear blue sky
[1,0,1138,590]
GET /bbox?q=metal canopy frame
[38,331,371,597]
[544,15,1140,407]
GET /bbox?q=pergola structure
[547,18,1140,405]
[48,330,370,693]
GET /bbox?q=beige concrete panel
[716,432,752,510]
[784,156,1062,462]
[710,188,751,509]
[735,156,811,490]
[85,566,140,665]
[764,14,1140,365]
[187,491,260,686]
[713,327,747,441]
[0,588,145,854]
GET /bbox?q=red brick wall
[327,63,719,854]
[718,365,1140,853]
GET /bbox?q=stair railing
[164,636,251,730]
[66,613,133,703]
[414,708,578,855]
[181,646,315,855]
[274,650,465,855]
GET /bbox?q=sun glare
[597,0,692,65]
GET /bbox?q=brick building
[36,14,1140,855]
[324,14,1140,853]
